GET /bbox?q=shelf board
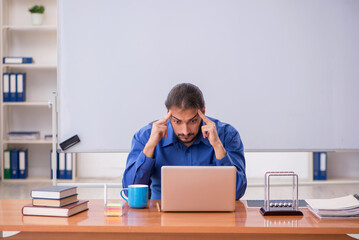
[2,178,75,183]
[2,25,57,31]
[3,139,52,145]
[2,64,57,69]
[2,101,50,107]
[1,177,52,183]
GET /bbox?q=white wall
[327,152,359,179]
[77,153,127,179]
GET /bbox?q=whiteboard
[58,0,359,152]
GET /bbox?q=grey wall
[58,0,359,152]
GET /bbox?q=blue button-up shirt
[122,116,247,200]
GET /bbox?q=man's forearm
[143,143,156,158]
[213,142,226,160]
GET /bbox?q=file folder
[10,150,19,179]
[19,149,28,179]
[58,152,66,179]
[65,153,73,179]
[50,150,59,179]
[2,73,10,102]
[3,150,11,179]
[9,73,17,102]
[16,73,26,102]
[319,152,327,180]
[313,152,320,180]
[3,57,33,64]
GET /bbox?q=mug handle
[120,188,128,202]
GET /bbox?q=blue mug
[120,184,148,209]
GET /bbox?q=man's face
[168,107,204,147]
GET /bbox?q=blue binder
[313,152,320,180]
[9,73,17,102]
[65,153,73,179]
[10,150,19,179]
[19,149,28,179]
[3,57,33,64]
[50,150,60,179]
[16,73,26,102]
[2,73,10,102]
[58,152,66,179]
[319,152,327,180]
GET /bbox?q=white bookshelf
[2,64,57,69]
[0,0,75,182]
[2,25,57,30]
[3,140,52,145]
[3,101,49,106]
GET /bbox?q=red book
[22,200,89,217]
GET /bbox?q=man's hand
[143,111,172,158]
[198,110,227,159]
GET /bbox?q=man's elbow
[236,176,247,200]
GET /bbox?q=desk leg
[3,233,357,240]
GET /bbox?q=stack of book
[306,194,359,219]
[22,186,89,217]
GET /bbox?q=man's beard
[177,130,200,144]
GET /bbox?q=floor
[1,179,358,200]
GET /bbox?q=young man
[122,83,247,200]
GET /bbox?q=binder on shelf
[50,150,59,179]
[3,57,33,64]
[3,150,11,179]
[319,152,327,180]
[10,150,19,179]
[9,73,17,102]
[313,152,320,180]
[8,131,40,140]
[313,152,327,180]
[65,153,73,179]
[19,149,28,179]
[58,152,66,179]
[16,73,26,102]
[2,73,10,102]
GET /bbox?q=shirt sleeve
[214,126,247,200]
[122,129,156,189]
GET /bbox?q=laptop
[161,166,236,212]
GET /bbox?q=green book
[3,150,11,179]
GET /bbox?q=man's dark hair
[165,83,205,110]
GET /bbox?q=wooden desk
[1,199,359,240]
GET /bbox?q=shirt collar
[161,120,212,147]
